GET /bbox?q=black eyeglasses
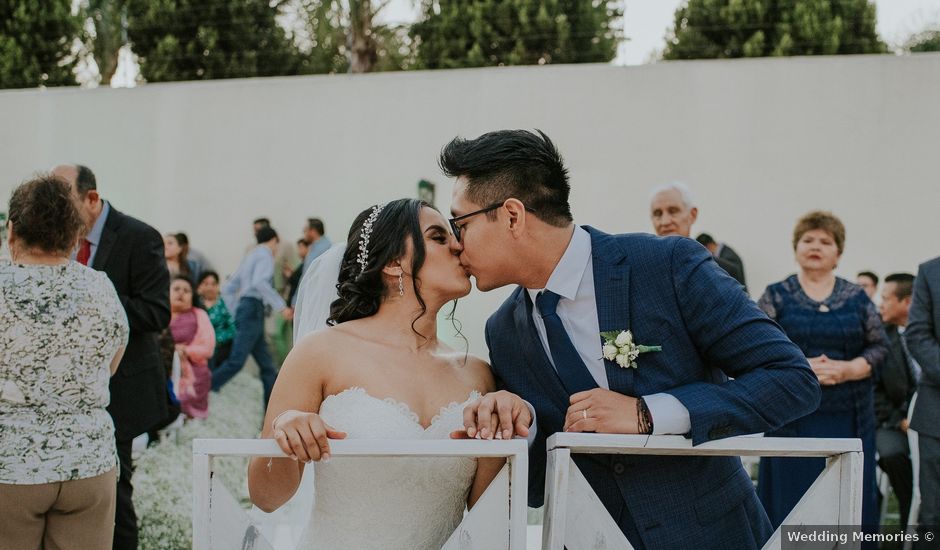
[448,202,536,242]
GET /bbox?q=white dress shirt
[526,226,691,435]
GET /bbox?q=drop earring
[398,272,404,297]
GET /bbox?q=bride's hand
[454,390,532,440]
[271,410,347,463]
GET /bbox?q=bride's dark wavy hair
[328,199,431,330]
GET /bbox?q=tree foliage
[286,0,414,73]
[905,29,940,53]
[281,0,349,74]
[409,0,623,70]
[663,0,885,60]
[87,0,126,85]
[0,0,83,89]
[124,0,305,82]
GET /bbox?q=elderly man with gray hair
[649,182,747,290]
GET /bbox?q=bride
[247,199,517,549]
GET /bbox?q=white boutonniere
[601,330,662,369]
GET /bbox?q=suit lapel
[92,209,118,271]
[586,227,635,394]
[512,290,571,408]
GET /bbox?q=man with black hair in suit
[53,163,170,550]
[875,272,919,527]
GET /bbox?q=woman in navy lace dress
[757,211,887,534]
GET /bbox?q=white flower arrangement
[601,330,662,369]
[134,371,263,549]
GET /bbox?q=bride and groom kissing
[246,130,822,549]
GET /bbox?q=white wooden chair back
[192,438,529,549]
[541,433,863,550]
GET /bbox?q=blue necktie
[535,290,598,394]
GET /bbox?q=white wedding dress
[296,387,481,550]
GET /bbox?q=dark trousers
[210,297,277,408]
[917,432,940,549]
[877,427,914,527]
[113,438,137,550]
[209,340,233,371]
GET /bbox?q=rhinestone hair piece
[356,203,387,276]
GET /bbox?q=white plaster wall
[2,53,938,357]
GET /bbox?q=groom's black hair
[439,129,573,227]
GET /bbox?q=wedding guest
[906,256,940,543]
[648,182,747,289]
[211,226,289,409]
[857,271,879,301]
[875,272,919,527]
[253,217,270,235]
[757,211,887,536]
[147,326,182,447]
[287,238,310,307]
[168,275,215,419]
[696,232,747,291]
[54,163,169,550]
[164,232,191,279]
[301,217,332,275]
[272,239,309,366]
[0,174,128,549]
[247,218,271,254]
[175,232,211,283]
[196,271,236,370]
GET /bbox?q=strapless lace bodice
[298,387,480,550]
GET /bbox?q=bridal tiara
[356,202,387,276]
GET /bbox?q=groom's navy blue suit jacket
[486,228,821,549]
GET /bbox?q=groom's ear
[504,199,527,236]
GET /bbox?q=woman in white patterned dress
[248,199,527,549]
[0,174,129,549]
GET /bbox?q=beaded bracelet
[636,397,654,435]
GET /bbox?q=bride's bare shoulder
[294,324,359,348]
[284,325,362,368]
[438,347,495,393]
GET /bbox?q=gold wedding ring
[582,409,588,420]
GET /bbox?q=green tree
[287,0,414,74]
[0,1,83,89]
[663,0,885,60]
[86,0,126,86]
[124,0,304,82]
[906,29,940,53]
[409,0,623,70]
[283,0,348,74]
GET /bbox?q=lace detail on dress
[324,386,483,430]
[298,388,482,550]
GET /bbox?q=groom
[447,130,821,549]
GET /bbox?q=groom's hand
[564,389,640,434]
[454,391,532,440]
